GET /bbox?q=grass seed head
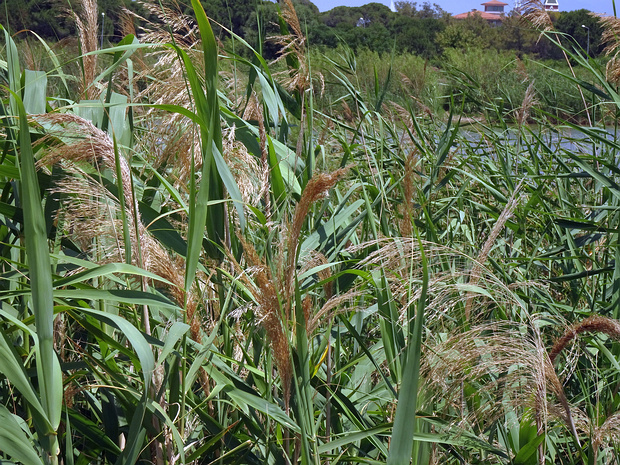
[516,81,538,127]
[597,14,620,83]
[72,0,99,99]
[549,315,620,364]
[232,235,292,408]
[520,0,554,33]
[270,0,309,94]
[285,168,349,317]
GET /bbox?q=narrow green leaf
[205,360,300,433]
[212,143,246,230]
[76,307,155,387]
[14,91,63,439]
[317,425,391,453]
[89,35,139,96]
[157,321,190,366]
[267,135,286,206]
[29,31,70,95]
[0,405,45,465]
[23,70,47,115]
[54,288,179,312]
[0,331,50,430]
[64,409,74,465]
[181,0,225,280]
[114,399,147,465]
[387,235,428,465]
[3,26,21,115]
[53,263,174,288]
[514,433,546,464]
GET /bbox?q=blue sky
[310,0,615,15]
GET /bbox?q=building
[454,0,509,26]
[543,0,559,11]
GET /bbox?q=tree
[390,15,444,56]
[320,2,394,28]
[554,9,602,57]
[395,1,448,19]
[198,0,259,38]
[0,0,74,38]
[0,0,148,41]
[494,12,540,56]
[437,14,496,51]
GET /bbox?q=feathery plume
[36,113,203,336]
[516,81,538,127]
[423,321,577,445]
[549,315,620,364]
[285,168,349,317]
[465,185,522,320]
[597,15,620,83]
[520,0,553,33]
[229,235,292,408]
[270,0,309,94]
[73,0,99,99]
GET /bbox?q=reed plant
[3,0,620,464]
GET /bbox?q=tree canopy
[0,0,604,61]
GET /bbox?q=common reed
[597,14,620,83]
[72,0,99,99]
[285,167,349,317]
[270,0,308,95]
[36,113,201,335]
[5,0,620,462]
[520,0,592,125]
[549,315,620,364]
[515,81,538,128]
[422,319,582,460]
[464,186,522,321]
[229,234,292,407]
[129,0,203,186]
[354,238,528,329]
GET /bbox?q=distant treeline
[1,0,603,59]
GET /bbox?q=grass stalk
[387,233,428,465]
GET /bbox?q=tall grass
[2,1,620,464]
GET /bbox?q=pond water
[457,124,620,154]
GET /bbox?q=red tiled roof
[481,0,508,5]
[453,10,506,20]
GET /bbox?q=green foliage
[437,17,489,50]
[555,9,603,56]
[0,0,73,38]
[395,0,449,18]
[390,14,445,56]
[2,1,620,464]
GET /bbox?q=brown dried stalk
[230,235,292,408]
[399,149,418,237]
[516,81,538,128]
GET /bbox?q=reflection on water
[457,125,620,155]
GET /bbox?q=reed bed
[1,0,620,464]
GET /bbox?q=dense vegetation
[2,0,620,464]
[0,0,604,59]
